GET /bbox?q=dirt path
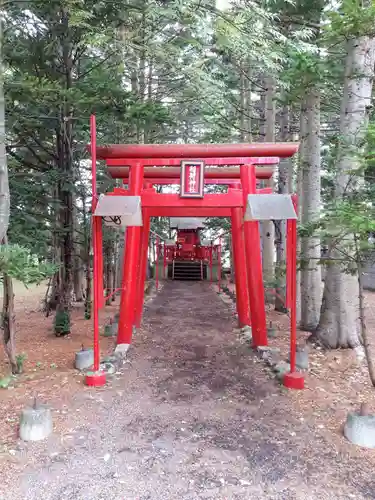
[2,281,375,500]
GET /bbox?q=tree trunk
[356,236,375,386]
[2,272,18,374]
[83,215,92,320]
[116,230,125,288]
[112,235,119,301]
[261,76,275,294]
[119,23,138,142]
[85,260,92,320]
[83,211,91,319]
[79,178,91,319]
[54,10,75,333]
[137,6,146,144]
[0,21,9,243]
[73,206,84,302]
[300,87,322,331]
[45,183,61,314]
[152,237,156,266]
[317,32,375,348]
[239,63,245,142]
[244,60,252,142]
[144,58,153,143]
[46,272,60,315]
[54,136,74,331]
[275,104,289,312]
[296,103,307,325]
[105,239,114,306]
[73,256,84,302]
[1,236,18,374]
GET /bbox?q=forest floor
[0,280,375,499]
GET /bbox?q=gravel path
[4,281,375,500]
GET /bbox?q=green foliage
[103,324,113,337]
[0,377,12,389]
[327,0,375,39]
[5,0,175,266]
[298,220,323,239]
[16,353,27,374]
[84,300,92,320]
[151,212,170,240]
[54,311,71,336]
[0,245,57,285]
[309,195,375,273]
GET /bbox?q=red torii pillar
[240,164,268,347]
[229,183,251,327]
[134,184,153,328]
[117,163,144,350]
[134,208,150,328]
[85,115,106,387]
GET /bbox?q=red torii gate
[87,115,303,391]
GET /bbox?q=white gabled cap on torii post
[244,194,297,221]
[94,194,143,228]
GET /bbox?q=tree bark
[261,76,275,294]
[112,235,119,301]
[83,217,91,320]
[244,60,252,142]
[300,87,322,330]
[105,239,114,306]
[296,102,307,325]
[73,209,84,302]
[137,6,146,144]
[356,236,375,386]
[119,22,138,142]
[46,183,61,314]
[144,58,153,143]
[116,230,125,288]
[2,273,17,374]
[84,261,92,320]
[73,255,84,302]
[0,21,9,243]
[275,104,289,312]
[239,63,245,142]
[54,8,75,330]
[317,33,375,348]
[1,237,18,374]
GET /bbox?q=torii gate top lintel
[95,142,299,160]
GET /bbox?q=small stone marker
[267,321,277,338]
[288,346,309,370]
[19,397,53,442]
[103,324,111,337]
[344,404,375,449]
[103,322,117,337]
[75,345,94,371]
